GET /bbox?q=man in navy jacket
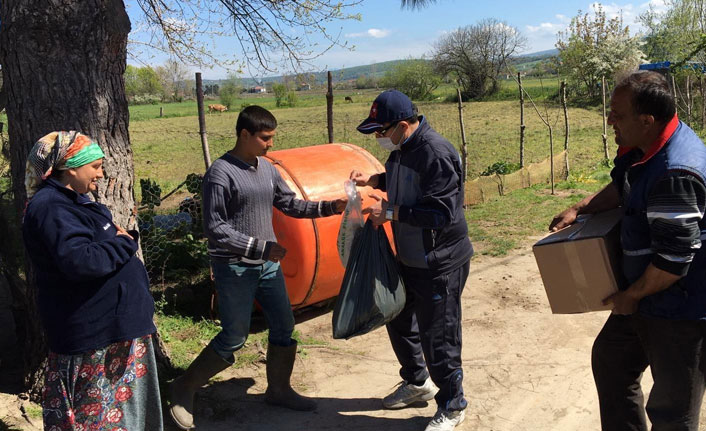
[550,71,706,430]
[351,90,473,431]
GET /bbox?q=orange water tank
[266,143,390,310]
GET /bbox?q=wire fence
[6,73,705,297]
[136,173,208,287]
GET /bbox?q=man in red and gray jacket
[551,71,706,430]
[351,89,473,431]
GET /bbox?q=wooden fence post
[549,125,555,195]
[602,76,609,161]
[518,72,525,168]
[326,71,334,143]
[159,106,163,118]
[456,88,468,184]
[195,72,211,170]
[561,80,569,178]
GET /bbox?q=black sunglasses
[376,122,399,136]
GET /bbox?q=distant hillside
[324,60,412,82]
[518,48,559,58]
[231,60,410,87]
[510,49,559,72]
[205,51,559,88]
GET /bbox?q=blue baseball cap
[357,90,416,134]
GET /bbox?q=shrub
[140,178,162,209]
[272,83,287,107]
[286,91,299,107]
[131,94,162,105]
[219,79,240,109]
[381,59,440,101]
[481,161,521,176]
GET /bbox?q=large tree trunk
[0,0,138,399]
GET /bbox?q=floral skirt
[42,334,163,431]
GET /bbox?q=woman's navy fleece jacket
[22,179,155,354]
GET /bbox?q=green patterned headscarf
[25,131,105,198]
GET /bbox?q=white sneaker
[424,408,466,431]
[382,378,438,409]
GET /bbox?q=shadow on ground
[162,376,430,431]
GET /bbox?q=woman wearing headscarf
[22,131,163,431]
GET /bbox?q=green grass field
[0,77,616,255]
[129,79,605,191]
[466,165,611,255]
[127,78,615,257]
[128,88,381,122]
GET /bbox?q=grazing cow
[208,104,228,113]
[345,96,353,103]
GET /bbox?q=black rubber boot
[169,346,232,430]
[264,341,317,411]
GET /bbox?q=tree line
[347,0,706,109]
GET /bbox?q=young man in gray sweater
[169,106,346,430]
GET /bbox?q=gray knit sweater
[202,152,338,262]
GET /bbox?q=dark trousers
[386,261,470,412]
[592,314,706,431]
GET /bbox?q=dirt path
[3,242,705,430]
[177,242,669,431]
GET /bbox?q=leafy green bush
[140,178,162,209]
[481,161,521,176]
[272,83,287,107]
[381,59,440,101]
[132,94,162,105]
[286,91,299,107]
[139,213,208,281]
[219,76,241,109]
[356,74,378,89]
[153,233,207,274]
[185,173,203,195]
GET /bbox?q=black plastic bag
[332,220,406,339]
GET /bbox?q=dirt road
[177,243,666,431]
[4,242,705,430]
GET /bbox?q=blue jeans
[209,261,295,361]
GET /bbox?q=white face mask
[376,136,399,152]
[376,124,401,152]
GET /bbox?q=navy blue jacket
[22,179,156,354]
[376,116,473,275]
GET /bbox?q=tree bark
[0,0,138,399]
[0,84,7,113]
[195,72,211,170]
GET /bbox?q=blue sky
[126,0,668,79]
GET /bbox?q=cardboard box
[533,208,625,314]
